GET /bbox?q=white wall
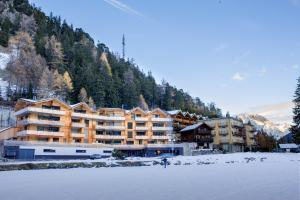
[20,145,113,156]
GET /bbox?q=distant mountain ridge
[238,113,291,139]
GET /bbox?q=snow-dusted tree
[138,94,149,111]
[38,68,54,99]
[63,71,73,92]
[78,87,88,103]
[4,32,47,97]
[45,35,64,70]
[88,96,95,109]
[290,77,300,144]
[52,69,67,99]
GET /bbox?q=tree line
[0,0,222,118]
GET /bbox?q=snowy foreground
[0,153,299,200]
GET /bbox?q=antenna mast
[122,34,125,60]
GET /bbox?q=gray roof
[180,123,204,132]
[279,143,298,149]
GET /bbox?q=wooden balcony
[17,130,65,137]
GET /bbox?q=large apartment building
[199,118,256,152]
[180,117,255,152]
[13,98,173,146]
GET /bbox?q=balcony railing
[71,133,85,138]
[151,117,172,122]
[96,125,125,131]
[94,135,125,140]
[15,107,66,116]
[152,126,173,131]
[71,122,86,128]
[151,135,169,140]
[17,130,65,137]
[135,117,149,122]
[71,113,126,121]
[17,119,64,126]
[232,136,244,144]
[135,126,149,131]
[135,135,149,140]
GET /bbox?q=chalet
[180,123,213,149]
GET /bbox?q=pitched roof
[180,123,203,132]
[167,110,182,115]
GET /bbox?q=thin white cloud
[232,72,244,81]
[233,51,251,65]
[258,67,267,77]
[103,0,143,17]
[291,64,299,69]
[214,43,228,52]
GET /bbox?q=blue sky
[29,0,299,117]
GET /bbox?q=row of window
[38,115,60,121]
[43,149,112,153]
[42,105,61,110]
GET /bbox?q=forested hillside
[0,0,222,117]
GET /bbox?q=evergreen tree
[290,77,300,144]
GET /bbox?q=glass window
[127,122,133,129]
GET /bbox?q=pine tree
[290,77,300,144]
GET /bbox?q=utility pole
[122,34,125,60]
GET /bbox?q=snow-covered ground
[0,153,299,200]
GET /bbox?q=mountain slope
[238,113,290,139]
[0,0,222,117]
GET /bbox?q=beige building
[199,117,255,152]
[11,98,173,145]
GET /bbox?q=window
[38,115,60,121]
[152,114,159,118]
[74,109,86,113]
[136,123,146,127]
[85,120,89,125]
[96,131,104,135]
[153,132,164,136]
[42,105,60,110]
[72,118,81,123]
[126,141,134,145]
[113,140,122,144]
[37,126,59,132]
[127,131,133,138]
[153,123,164,127]
[136,132,146,136]
[103,150,112,153]
[76,150,86,153]
[53,138,59,142]
[43,149,55,153]
[127,122,133,129]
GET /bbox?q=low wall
[0,160,152,172]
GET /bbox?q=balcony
[152,126,173,131]
[135,135,149,140]
[17,119,64,126]
[15,107,66,116]
[135,117,149,122]
[220,137,230,143]
[17,130,65,137]
[135,126,149,131]
[151,135,169,140]
[96,125,125,131]
[71,122,86,128]
[71,133,85,138]
[232,137,244,144]
[151,117,172,122]
[94,135,125,140]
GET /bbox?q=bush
[112,150,126,160]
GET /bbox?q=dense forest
[0,0,222,117]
